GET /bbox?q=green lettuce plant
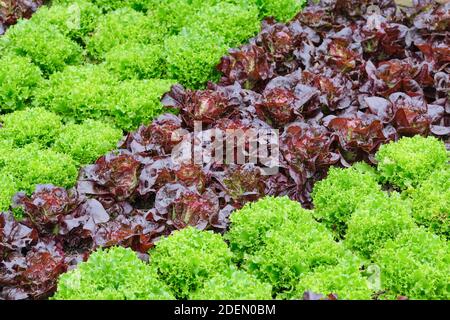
[53,0,155,12]
[2,144,78,194]
[53,246,174,300]
[86,8,166,59]
[185,2,260,47]
[376,136,448,190]
[0,108,62,147]
[410,167,449,238]
[189,269,273,300]
[31,0,102,43]
[53,119,122,165]
[292,259,373,300]
[374,228,449,300]
[243,219,350,293]
[257,0,307,22]
[312,165,383,238]
[103,43,165,80]
[0,140,14,168]
[164,30,228,88]
[225,196,314,262]
[0,54,42,112]
[35,65,173,130]
[34,65,118,123]
[0,173,17,212]
[143,0,218,34]
[345,193,416,258]
[109,79,175,131]
[1,20,83,75]
[150,227,233,299]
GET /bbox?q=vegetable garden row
[0,0,449,300]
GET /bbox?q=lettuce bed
[0,0,306,212]
[1,0,449,300]
[53,143,449,300]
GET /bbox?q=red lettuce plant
[0,0,45,35]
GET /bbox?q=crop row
[50,135,449,300]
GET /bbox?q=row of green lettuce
[0,0,307,212]
[53,135,449,300]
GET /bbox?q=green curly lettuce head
[0,54,42,113]
[144,0,253,33]
[0,173,17,213]
[0,140,14,169]
[189,269,273,300]
[53,246,174,300]
[54,0,153,11]
[143,0,226,34]
[0,20,83,75]
[0,108,62,148]
[0,142,17,212]
[150,227,233,299]
[225,196,314,262]
[312,165,384,239]
[103,43,165,80]
[410,167,449,238]
[257,0,307,22]
[86,8,167,59]
[2,144,78,194]
[375,135,448,190]
[243,218,351,293]
[33,64,118,123]
[34,65,174,130]
[53,119,122,166]
[31,0,102,43]
[109,79,176,131]
[142,0,194,34]
[54,0,150,12]
[185,2,260,47]
[345,193,416,259]
[374,228,450,300]
[164,30,228,88]
[290,258,373,300]
[351,161,380,182]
